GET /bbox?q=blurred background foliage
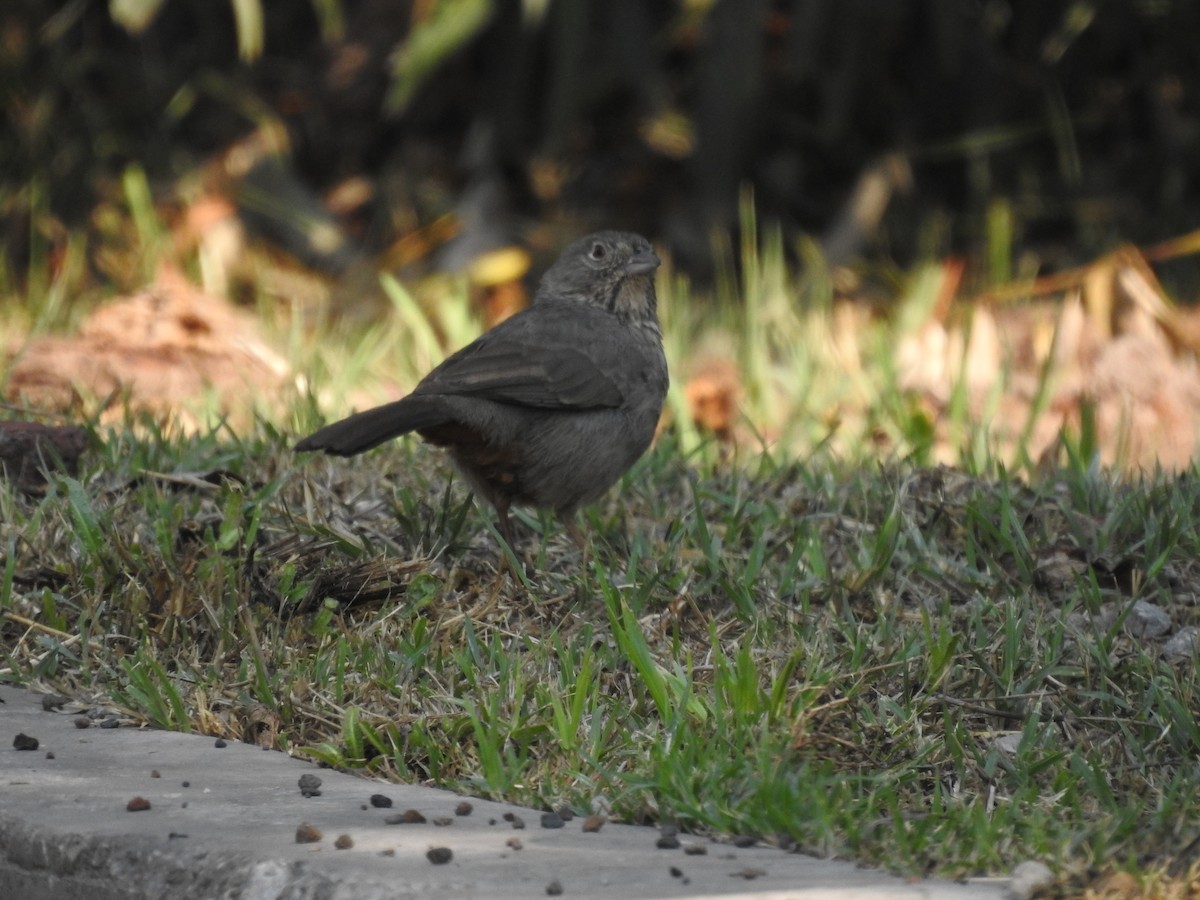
[5,0,1200,301]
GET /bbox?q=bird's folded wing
[417,337,624,410]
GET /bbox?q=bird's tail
[295,395,447,457]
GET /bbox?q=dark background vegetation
[4,0,1200,293]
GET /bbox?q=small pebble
[182,781,190,788]
[126,796,151,812]
[656,834,681,849]
[683,843,708,856]
[1163,625,1200,663]
[41,694,67,711]
[384,809,427,825]
[298,774,322,797]
[540,812,565,829]
[581,814,606,833]
[426,847,453,865]
[546,879,563,896]
[455,801,474,816]
[213,738,227,748]
[510,815,526,830]
[730,868,766,880]
[99,718,119,729]
[733,834,758,848]
[73,717,90,729]
[150,769,160,778]
[506,837,523,850]
[670,866,683,878]
[370,793,393,808]
[295,823,322,844]
[45,751,55,760]
[379,848,395,857]
[168,832,188,840]
[432,817,453,826]
[334,834,354,850]
[13,733,38,751]
[555,804,574,821]
[1009,860,1054,900]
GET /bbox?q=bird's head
[536,231,661,322]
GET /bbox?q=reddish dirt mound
[5,271,292,429]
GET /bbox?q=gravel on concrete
[0,685,1010,899]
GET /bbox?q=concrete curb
[0,685,1009,898]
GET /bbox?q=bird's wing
[416,308,625,410]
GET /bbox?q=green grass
[2,417,1199,883]
[3,190,1200,892]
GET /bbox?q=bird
[296,230,669,553]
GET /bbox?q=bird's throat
[610,275,658,322]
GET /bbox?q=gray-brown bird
[296,231,669,551]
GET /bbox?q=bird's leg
[558,513,590,567]
[496,504,516,551]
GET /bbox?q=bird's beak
[624,250,661,276]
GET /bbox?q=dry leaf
[684,356,741,441]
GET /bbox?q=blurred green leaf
[386,0,493,114]
[108,0,166,34]
[231,0,265,61]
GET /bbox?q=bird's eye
[589,243,607,261]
